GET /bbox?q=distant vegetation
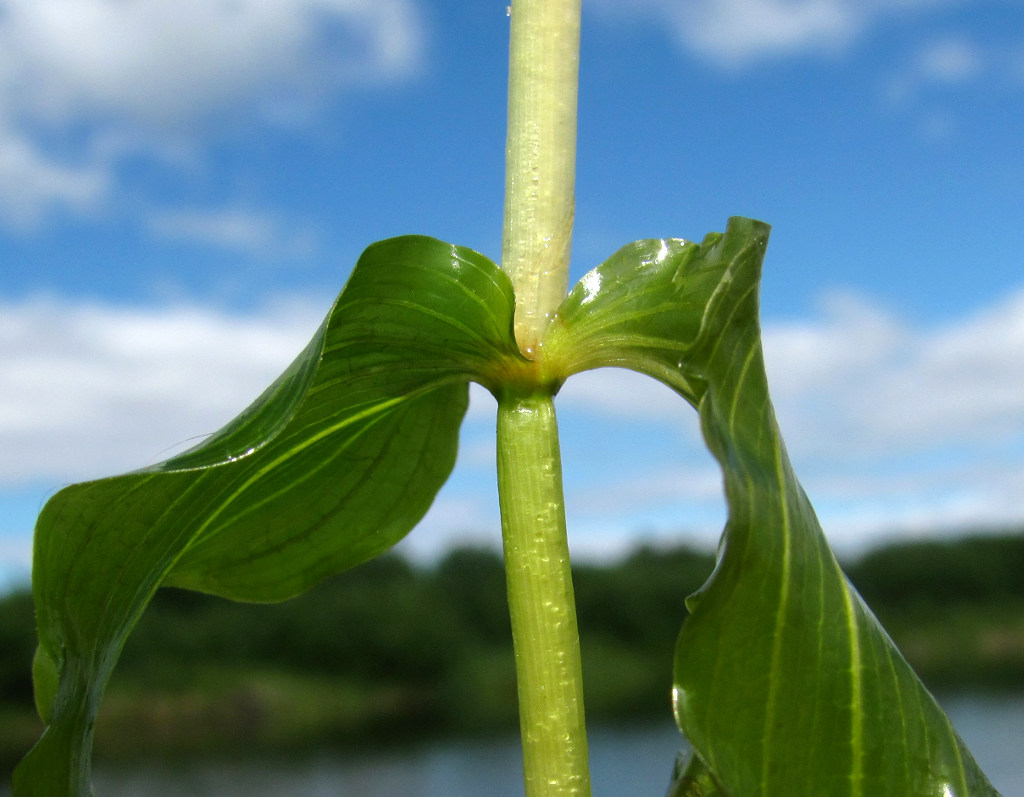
[2,530,1022,776]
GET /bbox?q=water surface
[7,694,1022,796]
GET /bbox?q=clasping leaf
[14,236,523,796]
[547,217,999,797]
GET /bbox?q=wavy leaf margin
[14,236,524,796]
[547,216,999,797]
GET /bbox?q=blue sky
[2,0,1023,589]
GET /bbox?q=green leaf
[665,751,728,797]
[14,236,523,796]
[547,217,999,796]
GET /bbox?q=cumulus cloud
[1,286,1022,576]
[146,206,318,258]
[0,0,423,125]
[886,35,987,107]
[0,0,426,225]
[914,36,984,82]
[555,287,1024,553]
[590,0,949,67]
[663,0,863,65]
[552,287,1024,460]
[0,130,111,229]
[0,295,327,486]
[764,289,1024,456]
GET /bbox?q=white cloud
[567,462,723,522]
[590,0,950,67]
[146,206,318,258]
[666,0,863,65]
[886,35,987,107]
[553,287,1024,554]
[0,0,426,225]
[0,0,423,126]
[914,36,984,82]
[881,34,1024,139]
[1,285,1022,580]
[759,288,1024,549]
[0,295,327,486]
[554,288,1024,459]
[763,289,1024,456]
[395,493,502,562]
[0,130,110,228]
[558,367,690,419]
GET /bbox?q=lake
[8,693,1024,795]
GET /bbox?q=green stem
[499,1,587,794]
[502,0,581,357]
[497,392,590,797]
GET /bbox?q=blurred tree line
[2,531,1022,770]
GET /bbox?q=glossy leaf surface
[14,237,523,796]
[548,217,999,796]
[665,751,726,797]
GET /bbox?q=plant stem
[499,1,587,794]
[497,392,590,797]
[502,0,581,357]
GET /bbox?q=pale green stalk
[497,392,589,797]
[498,3,589,795]
[502,0,581,356]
